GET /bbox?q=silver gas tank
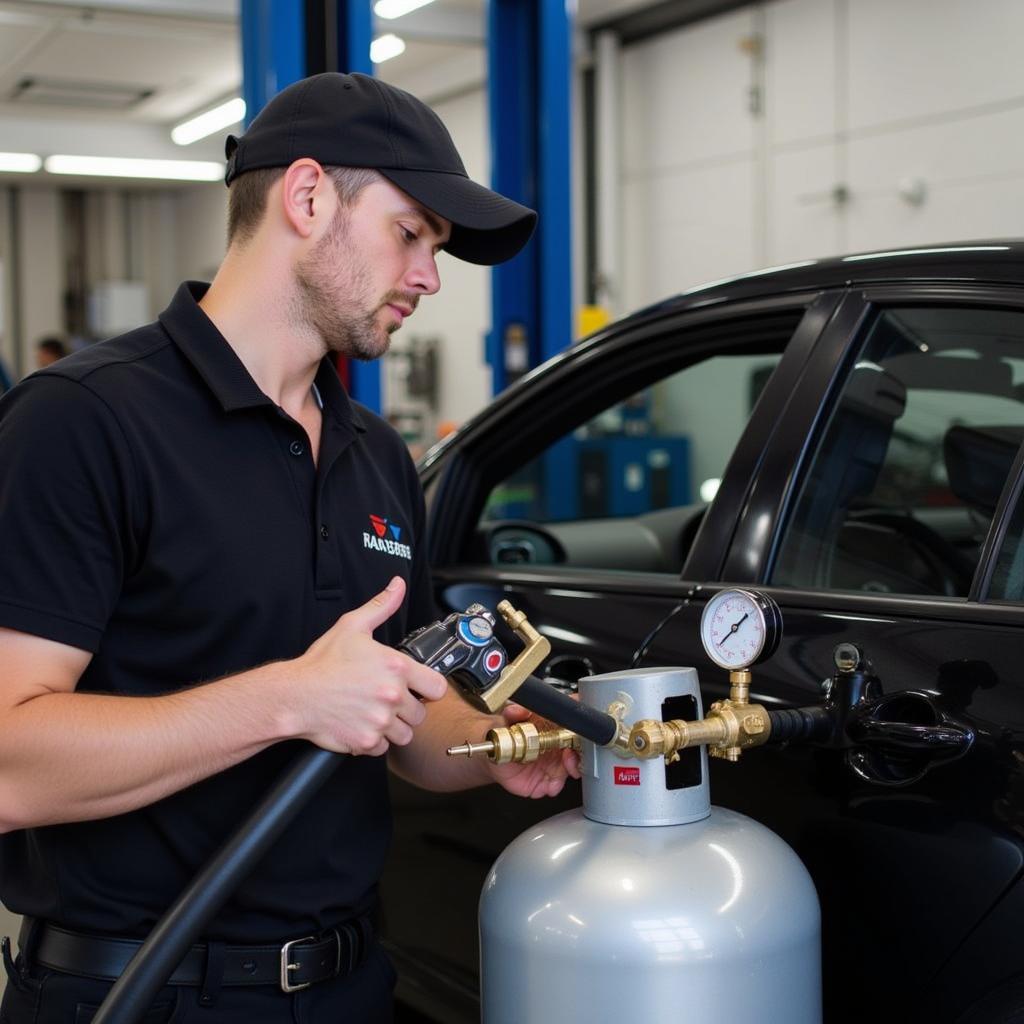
[479,667,821,1023]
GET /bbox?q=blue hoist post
[487,0,573,395]
[240,0,305,119]
[488,0,574,519]
[240,0,381,413]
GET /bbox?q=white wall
[620,0,1024,310]
[764,0,1024,260]
[621,7,762,309]
[16,188,64,373]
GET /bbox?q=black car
[383,241,1024,1024]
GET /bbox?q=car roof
[622,239,1024,325]
[419,239,1024,474]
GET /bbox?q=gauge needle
[717,612,749,646]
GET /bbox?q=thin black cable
[630,600,687,668]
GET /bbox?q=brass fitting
[447,723,580,765]
[606,696,636,756]
[704,698,769,761]
[627,670,770,763]
[629,716,728,758]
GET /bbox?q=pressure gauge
[700,589,782,670]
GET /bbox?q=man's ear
[280,159,333,239]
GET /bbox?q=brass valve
[448,722,580,765]
[628,670,771,763]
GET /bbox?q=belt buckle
[280,935,316,993]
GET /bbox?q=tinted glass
[772,307,1024,597]
[478,352,781,572]
[985,466,1024,599]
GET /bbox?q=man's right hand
[0,576,445,830]
[291,576,448,757]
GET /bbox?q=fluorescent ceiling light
[0,152,42,173]
[44,155,223,182]
[172,97,246,146]
[374,0,434,18]
[371,33,406,63]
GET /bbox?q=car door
[674,284,1024,1023]
[382,290,842,1020]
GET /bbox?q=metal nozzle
[446,723,579,765]
[447,740,499,759]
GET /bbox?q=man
[0,73,576,1022]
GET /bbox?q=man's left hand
[487,702,583,799]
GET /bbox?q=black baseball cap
[225,72,536,266]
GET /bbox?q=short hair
[226,165,382,246]
[36,337,68,360]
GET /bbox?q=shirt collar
[158,281,365,432]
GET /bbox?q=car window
[771,306,1024,598]
[477,352,782,572]
[987,494,1024,600]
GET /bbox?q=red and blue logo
[364,514,411,560]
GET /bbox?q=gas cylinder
[479,667,821,1023]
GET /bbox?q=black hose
[515,675,618,746]
[767,706,833,745]
[93,747,340,1024]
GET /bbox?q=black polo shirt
[0,282,435,942]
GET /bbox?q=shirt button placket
[315,503,340,589]
[289,440,305,457]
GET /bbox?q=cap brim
[379,168,536,266]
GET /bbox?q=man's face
[294,178,451,360]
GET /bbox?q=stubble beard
[294,208,397,362]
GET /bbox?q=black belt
[19,917,371,993]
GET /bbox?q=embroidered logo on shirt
[364,514,412,560]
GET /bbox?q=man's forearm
[387,686,498,792]
[0,662,298,833]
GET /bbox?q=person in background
[34,337,68,369]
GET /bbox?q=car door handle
[843,691,975,786]
[846,716,973,754]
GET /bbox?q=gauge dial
[700,589,782,670]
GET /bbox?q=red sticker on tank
[614,766,641,786]
[485,650,504,673]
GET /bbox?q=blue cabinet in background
[488,435,691,522]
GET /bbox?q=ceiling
[0,0,643,185]
[0,0,488,183]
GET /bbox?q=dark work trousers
[0,942,396,1023]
